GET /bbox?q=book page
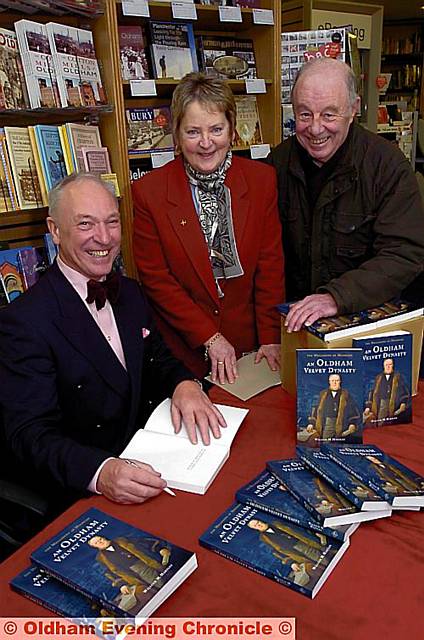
[206,352,281,400]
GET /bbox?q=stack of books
[11,508,197,623]
[200,444,424,598]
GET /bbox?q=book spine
[199,539,311,598]
[30,561,123,618]
[300,457,361,509]
[0,134,19,210]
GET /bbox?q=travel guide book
[236,469,358,542]
[30,508,197,620]
[199,502,350,599]
[296,349,364,448]
[120,399,248,494]
[296,447,392,511]
[267,459,392,527]
[321,444,424,508]
[353,331,412,427]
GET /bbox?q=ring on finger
[217,361,225,365]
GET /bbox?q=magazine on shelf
[120,399,248,494]
[30,508,197,621]
[199,502,350,599]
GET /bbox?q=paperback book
[353,331,412,427]
[199,502,350,599]
[4,126,43,209]
[81,147,111,175]
[0,27,29,109]
[149,21,198,80]
[31,508,197,620]
[46,22,106,107]
[34,124,67,190]
[120,399,248,494]
[65,122,102,172]
[118,25,149,80]
[17,246,48,289]
[196,34,257,80]
[0,127,19,211]
[321,444,424,508]
[297,447,391,511]
[233,95,263,147]
[296,348,364,447]
[126,107,173,154]
[14,19,60,108]
[236,469,358,542]
[267,459,392,527]
[0,247,28,301]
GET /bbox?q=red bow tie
[86,271,121,310]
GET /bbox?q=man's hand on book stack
[284,293,338,332]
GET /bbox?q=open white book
[120,399,249,494]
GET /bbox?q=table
[1,384,424,640]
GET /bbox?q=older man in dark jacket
[268,58,424,332]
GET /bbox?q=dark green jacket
[267,122,424,313]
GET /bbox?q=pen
[124,459,176,496]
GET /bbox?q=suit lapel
[48,263,129,398]
[166,158,219,305]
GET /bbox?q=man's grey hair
[48,172,117,222]
[291,58,358,109]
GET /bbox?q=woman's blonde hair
[171,72,236,148]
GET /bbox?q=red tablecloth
[1,384,423,640]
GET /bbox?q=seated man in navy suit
[0,173,226,507]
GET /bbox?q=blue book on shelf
[296,447,391,511]
[236,469,358,542]
[321,444,424,508]
[0,247,30,301]
[34,124,67,191]
[267,459,391,528]
[296,348,364,448]
[43,232,58,265]
[353,331,412,428]
[199,502,350,599]
[30,508,197,620]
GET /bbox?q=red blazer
[132,155,285,377]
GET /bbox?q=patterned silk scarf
[185,151,244,290]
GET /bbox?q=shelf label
[122,0,149,17]
[250,144,271,159]
[172,1,197,20]
[245,78,266,94]
[151,151,175,168]
[219,6,242,23]
[130,79,157,96]
[252,9,274,25]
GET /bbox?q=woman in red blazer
[133,73,284,382]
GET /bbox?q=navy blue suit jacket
[0,262,193,493]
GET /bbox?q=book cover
[17,246,48,289]
[126,107,173,154]
[58,124,75,174]
[28,125,49,206]
[120,399,248,494]
[43,232,58,265]
[4,126,43,209]
[0,247,28,301]
[81,147,111,175]
[14,19,60,108]
[236,469,358,542]
[205,351,281,400]
[65,122,102,172]
[267,459,391,527]
[0,27,30,110]
[353,331,412,427]
[199,502,349,599]
[149,21,198,80]
[31,508,197,620]
[34,124,67,191]
[0,127,20,210]
[11,565,117,623]
[297,447,392,511]
[296,348,364,447]
[46,22,106,108]
[197,34,257,80]
[321,444,424,507]
[118,25,149,80]
[233,95,263,147]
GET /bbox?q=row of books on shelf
[11,443,424,622]
[0,122,109,212]
[126,94,262,156]
[0,235,57,304]
[0,20,106,110]
[382,33,422,56]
